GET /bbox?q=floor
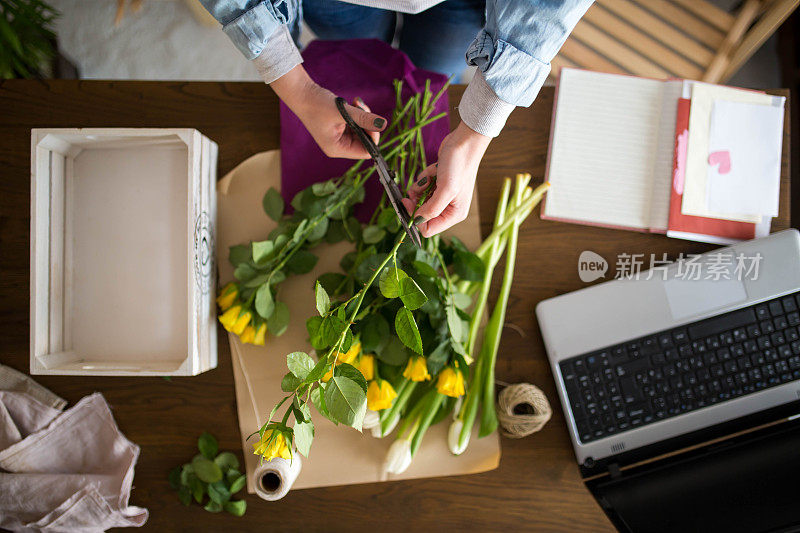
[51,0,782,88]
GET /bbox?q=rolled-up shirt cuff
[252,25,303,84]
[458,70,516,138]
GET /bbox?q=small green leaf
[312,180,336,196]
[399,277,427,310]
[320,316,347,347]
[452,291,472,309]
[360,314,390,353]
[286,250,318,274]
[198,432,218,460]
[262,187,284,221]
[180,464,194,486]
[281,372,302,392]
[192,456,223,484]
[379,267,408,298]
[255,284,275,319]
[168,466,181,489]
[324,375,367,431]
[446,303,465,343]
[208,480,231,505]
[334,363,368,393]
[293,420,314,457]
[229,474,247,494]
[233,262,257,282]
[362,225,386,244]
[315,281,330,316]
[317,272,346,296]
[178,486,192,506]
[454,251,485,282]
[307,217,329,242]
[343,216,362,242]
[426,341,451,375]
[377,208,400,230]
[252,240,275,264]
[204,501,223,513]
[229,244,250,266]
[376,337,410,365]
[310,384,333,422]
[413,260,439,278]
[305,356,329,383]
[395,308,423,355]
[226,469,242,485]
[213,452,239,472]
[224,500,247,517]
[267,301,290,336]
[190,476,205,503]
[287,351,315,380]
[307,316,326,350]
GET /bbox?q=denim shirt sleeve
[459,0,593,137]
[199,0,302,83]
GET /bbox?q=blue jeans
[299,0,485,78]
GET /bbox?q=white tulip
[371,412,399,438]
[448,419,469,455]
[362,409,380,430]
[383,438,412,475]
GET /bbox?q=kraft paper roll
[252,454,302,501]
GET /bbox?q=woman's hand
[402,121,492,237]
[271,64,387,159]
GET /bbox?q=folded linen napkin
[0,366,147,532]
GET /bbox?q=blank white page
[544,69,667,230]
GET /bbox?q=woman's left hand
[402,121,492,237]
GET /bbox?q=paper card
[681,82,780,223]
[217,150,500,493]
[706,100,784,218]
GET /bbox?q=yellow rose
[252,429,291,461]
[253,323,267,346]
[358,354,375,381]
[367,380,397,411]
[436,367,465,398]
[239,325,256,344]
[403,356,431,382]
[336,342,361,365]
[216,282,238,311]
[219,305,242,331]
[231,310,252,335]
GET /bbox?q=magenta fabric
[279,39,450,220]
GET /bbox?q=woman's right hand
[271,64,387,159]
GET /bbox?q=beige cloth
[217,150,500,493]
[0,367,147,532]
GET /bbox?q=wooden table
[0,81,791,532]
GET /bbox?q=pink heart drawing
[708,150,731,174]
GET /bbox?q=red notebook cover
[666,97,756,242]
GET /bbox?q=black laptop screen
[590,421,800,533]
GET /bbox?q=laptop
[536,229,800,533]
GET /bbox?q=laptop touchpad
[663,277,747,321]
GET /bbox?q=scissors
[335,97,423,248]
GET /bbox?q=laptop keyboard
[560,291,800,444]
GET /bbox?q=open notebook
[542,68,683,233]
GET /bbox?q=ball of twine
[496,383,552,438]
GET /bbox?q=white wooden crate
[30,128,218,376]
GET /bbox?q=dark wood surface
[0,81,791,532]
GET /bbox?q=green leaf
[307,217,329,242]
[242,273,270,288]
[286,250,318,274]
[454,251,485,282]
[229,474,247,494]
[317,272,346,296]
[377,208,401,231]
[325,219,347,243]
[190,476,206,503]
[267,301,290,336]
[192,456,223,484]
[233,262,257,282]
[293,420,314,457]
[452,292,472,310]
[178,486,192,506]
[208,480,231,505]
[307,316,325,350]
[399,277,427,310]
[315,281,330,316]
[229,244,250,266]
[262,187,284,221]
[427,341,451,375]
[168,466,181,489]
[287,351,315,380]
[310,384,334,423]
[255,284,275,319]
[198,432,218,460]
[224,500,247,517]
[379,267,408,298]
[360,314,390,353]
[344,216,362,242]
[320,315,347,348]
[375,337,409,366]
[312,180,337,196]
[446,303,465,343]
[305,357,329,383]
[252,240,275,264]
[281,372,302,392]
[213,452,239,472]
[362,225,386,244]
[325,375,367,431]
[226,469,242,485]
[180,464,194,486]
[395,308,423,355]
[355,252,388,284]
[413,260,439,278]
[204,501,223,513]
[334,363,368,393]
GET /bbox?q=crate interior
[33,132,191,373]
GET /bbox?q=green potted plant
[0,0,60,78]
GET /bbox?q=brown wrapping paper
[217,150,500,493]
